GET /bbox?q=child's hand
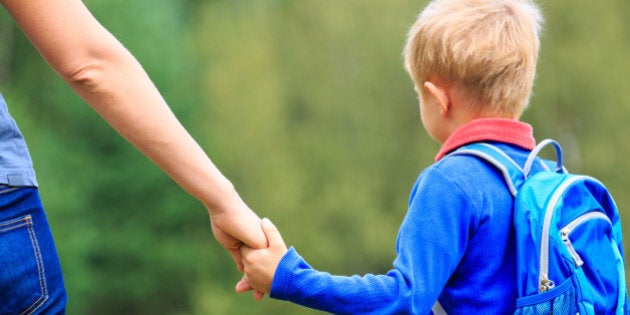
[237,218,288,297]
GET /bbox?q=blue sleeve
[269,167,479,314]
[271,247,410,314]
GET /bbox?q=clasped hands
[209,203,287,300]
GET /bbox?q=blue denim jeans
[0,186,66,314]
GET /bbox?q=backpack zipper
[560,211,611,267]
[538,175,592,292]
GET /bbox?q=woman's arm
[0,0,267,266]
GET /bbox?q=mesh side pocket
[515,277,578,315]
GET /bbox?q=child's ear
[423,81,451,116]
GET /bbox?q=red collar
[435,118,535,161]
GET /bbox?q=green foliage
[0,0,628,314]
[525,1,630,221]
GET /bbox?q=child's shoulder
[425,143,529,190]
[409,145,516,217]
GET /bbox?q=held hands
[208,197,267,272]
[207,196,268,299]
[237,218,288,297]
[207,190,286,300]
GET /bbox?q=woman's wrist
[202,178,243,215]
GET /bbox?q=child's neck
[439,108,518,144]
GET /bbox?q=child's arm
[239,218,288,295]
[238,217,424,313]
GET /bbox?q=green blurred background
[0,0,628,314]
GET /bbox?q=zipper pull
[561,229,585,267]
[539,274,555,292]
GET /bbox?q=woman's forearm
[2,0,239,213]
[66,41,238,213]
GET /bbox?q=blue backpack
[453,139,629,314]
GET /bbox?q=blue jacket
[270,119,539,314]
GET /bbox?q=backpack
[451,139,629,315]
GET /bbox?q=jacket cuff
[270,246,305,300]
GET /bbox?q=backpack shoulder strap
[449,143,525,197]
[449,139,567,197]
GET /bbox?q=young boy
[238,0,544,313]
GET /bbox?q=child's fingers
[236,276,266,300]
[235,275,253,293]
[261,218,284,249]
[253,290,265,301]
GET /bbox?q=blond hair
[403,0,543,116]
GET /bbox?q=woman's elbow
[59,44,133,93]
[61,60,104,91]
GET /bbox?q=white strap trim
[452,149,520,196]
[431,301,448,315]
